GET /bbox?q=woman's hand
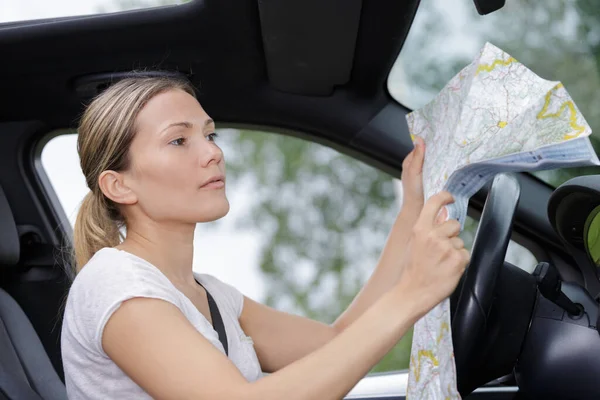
[330,138,429,333]
[397,191,470,315]
[400,137,425,215]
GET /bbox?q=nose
[199,139,223,167]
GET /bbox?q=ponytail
[73,191,122,272]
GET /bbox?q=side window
[40,128,537,372]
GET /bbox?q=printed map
[406,42,600,399]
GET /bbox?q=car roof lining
[257,0,362,95]
[0,0,420,128]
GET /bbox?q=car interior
[1,0,600,399]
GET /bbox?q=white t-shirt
[61,247,263,399]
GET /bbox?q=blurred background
[5,0,599,372]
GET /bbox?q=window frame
[37,126,541,376]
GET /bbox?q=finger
[410,137,425,174]
[435,219,461,238]
[418,191,455,227]
[459,248,471,267]
[434,207,448,225]
[449,237,465,249]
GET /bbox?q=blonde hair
[73,76,196,272]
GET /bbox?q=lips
[200,174,225,189]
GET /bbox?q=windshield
[388,0,600,187]
[0,0,190,24]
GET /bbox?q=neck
[117,218,197,287]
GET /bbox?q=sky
[0,0,185,23]
[0,0,106,22]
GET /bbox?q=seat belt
[196,281,228,356]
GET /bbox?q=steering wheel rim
[451,173,521,395]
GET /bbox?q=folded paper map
[406,42,600,399]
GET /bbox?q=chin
[198,199,230,222]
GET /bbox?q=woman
[61,76,469,399]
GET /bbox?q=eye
[207,132,219,142]
[169,137,186,146]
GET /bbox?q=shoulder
[194,273,244,318]
[63,248,183,354]
[68,248,181,307]
[72,247,173,289]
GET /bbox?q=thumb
[419,191,454,227]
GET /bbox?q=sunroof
[0,0,191,24]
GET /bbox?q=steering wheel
[451,173,521,395]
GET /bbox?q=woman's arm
[240,139,429,373]
[103,191,468,400]
[104,281,416,400]
[239,211,422,373]
[332,208,418,332]
[333,137,426,332]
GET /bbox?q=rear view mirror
[473,0,506,15]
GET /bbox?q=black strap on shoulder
[196,281,228,356]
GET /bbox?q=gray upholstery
[0,185,67,399]
[0,185,19,265]
[0,289,66,399]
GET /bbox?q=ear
[98,170,137,206]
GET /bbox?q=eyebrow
[160,119,215,134]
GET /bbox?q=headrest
[548,175,600,250]
[0,185,19,265]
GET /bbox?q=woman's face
[122,88,229,225]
